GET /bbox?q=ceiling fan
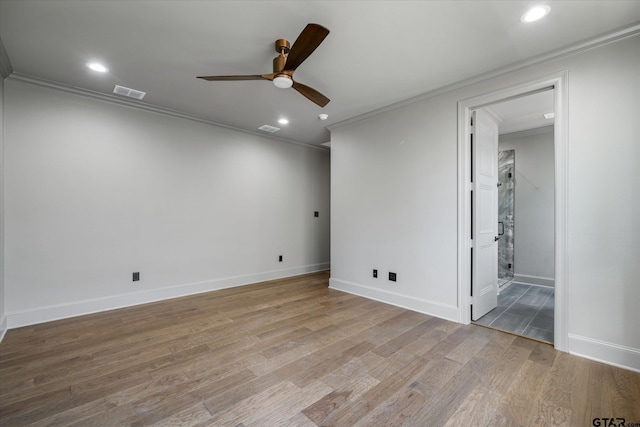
[197,23,330,108]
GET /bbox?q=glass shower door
[498,150,515,288]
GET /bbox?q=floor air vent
[113,85,146,100]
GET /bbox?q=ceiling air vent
[258,125,280,133]
[113,85,146,100]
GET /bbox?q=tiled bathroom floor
[474,283,554,343]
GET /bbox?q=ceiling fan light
[273,75,293,89]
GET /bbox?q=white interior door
[471,109,499,321]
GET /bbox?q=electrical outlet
[373,269,378,278]
[279,255,283,262]
[314,211,319,217]
[133,272,140,282]
[389,272,397,282]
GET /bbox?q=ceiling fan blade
[197,74,273,81]
[292,81,330,108]
[283,23,330,72]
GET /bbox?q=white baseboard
[568,333,640,373]
[513,273,555,287]
[0,314,7,343]
[329,278,458,322]
[6,263,330,329]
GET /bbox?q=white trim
[513,274,555,287]
[554,74,569,352]
[500,125,554,139]
[329,278,458,322]
[483,105,504,125]
[6,263,330,329]
[7,73,329,153]
[0,36,13,78]
[329,23,639,133]
[457,71,569,353]
[0,315,7,343]
[568,334,640,373]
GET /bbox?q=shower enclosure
[498,150,515,288]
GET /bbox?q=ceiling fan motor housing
[273,55,286,73]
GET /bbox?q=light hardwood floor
[1,271,639,426]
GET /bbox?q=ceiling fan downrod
[273,39,290,73]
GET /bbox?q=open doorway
[472,90,555,343]
[457,72,568,351]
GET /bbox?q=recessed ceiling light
[543,112,555,119]
[278,118,289,125]
[521,5,550,23]
[319,114,328,121]
[86,62,109,73]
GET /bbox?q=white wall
[331,34,640,371]
[330,93,459,320]
[499,127,555,286]
[3,78,330,327]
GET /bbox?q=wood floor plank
[612,364,640,419]
[475,328,518,361]
[443,386,509,427]
[541,351,590,410]
[445,334,490,365]
[151,402,214,427]
[1,270,639,426]
[65,402,137,427]
[530,400,572,426]
[243,380,332,427]
[528,341,558,367]
[206,380,299,425]
[498,359,550,425]
[403,361,482,426]
[301,357,380,423]
[353,386,427,426]
[201,371,289,417]
[408,357,464,401]
[319,355,430,426]
[371,316,440,358]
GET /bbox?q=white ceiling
[1,1,639,146]
[489,89,555,135]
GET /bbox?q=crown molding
[7,73,329,152]
[329,22,640,133]
[483,105,504,124]
[500,124,554,139]
[0,36,13,78]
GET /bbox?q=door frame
[457,72,568,351]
